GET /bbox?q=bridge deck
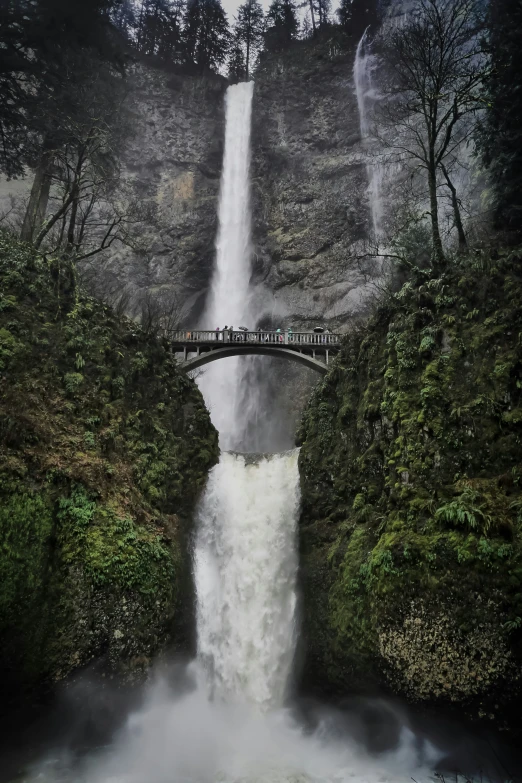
[166,330,341,374]
[167,329,341,350]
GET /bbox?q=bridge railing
[167,329,341,346]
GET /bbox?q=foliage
[0,0,126,178]
[231,0,264,79]
[183,0,231,72]
[381,0,486,267]
[265,0,299,49]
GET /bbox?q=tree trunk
[34,191,75,249]
[441,163,467,252]
[309,0,316,35]
[20,147,54,243]
[428,158,445,270]
[66,186,80,254]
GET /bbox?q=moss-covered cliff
[0,233,218,701]
[298,250,522,730]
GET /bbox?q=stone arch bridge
[167,329,341,375]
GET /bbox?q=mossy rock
[298,249,522,733]
[0,232,219,701]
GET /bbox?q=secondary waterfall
[354,29,384,239]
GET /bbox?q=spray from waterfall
[354,28,384,239]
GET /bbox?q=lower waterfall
[195,451,300,708]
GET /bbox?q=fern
[436,484,511,537]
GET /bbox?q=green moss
[298,248,522,728]
[0,231,219,697]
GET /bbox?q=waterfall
[354,29,384,239]
[197,81,260,450]
[195,82,299,707]
[24,80,443,783]
[194,451,299,707]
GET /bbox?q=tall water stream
[18,82,511,783]
[354,29,384,240]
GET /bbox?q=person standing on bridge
[215,327,220,341]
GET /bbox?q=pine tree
[183,0,230,71]
[228,34,247,82]
[0,0,125,178]
[265,0,299,48]
[233,0,264,78]
[158,0,186,61]
[337,0,352,29]
[481,0,522,236]
[337,0,378,36]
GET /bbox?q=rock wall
[251,37,373,330]
[106,64,227,321]
[297,249,522,734]
[0,233,218,703]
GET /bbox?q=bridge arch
[182,345,328,375]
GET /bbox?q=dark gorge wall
[83,64,227,322]
[0,234,218,701]
[297,252,522,733]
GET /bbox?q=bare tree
[29,63,143,268]
[381,0,486,269]
[138,288,189,336]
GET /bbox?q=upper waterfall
[204,81,254,332]
[198,81,258,450]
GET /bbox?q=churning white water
[195,451,300,708]
[354,29,384,239]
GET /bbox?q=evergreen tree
[233,0,264,78]
[0,0,125,178]
[183,0,230,71]
[313,0,331,28]
[135,0,185,60]
[228,34,247,81]
[481,0,522,236]
[265,0,299,48]
[158,0,186,61]
[337,0,378,36]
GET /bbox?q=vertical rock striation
[251,38,374,328]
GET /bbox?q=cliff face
[106,64,226,321]
[297,250,522,733]
[251,38,372,329]
[0,233,218,701]
[1,44,374,330]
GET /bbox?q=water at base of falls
[26,684,441,783]
[18,453,444,783]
